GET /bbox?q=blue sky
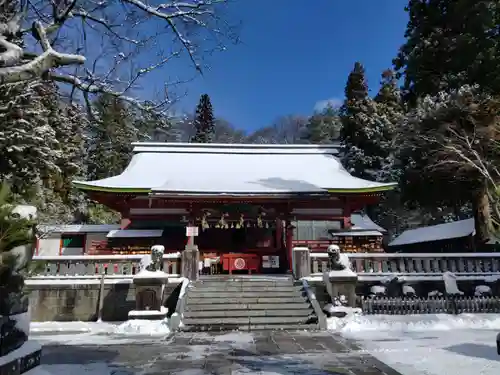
[152,0,410,132]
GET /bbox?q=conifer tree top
[191,93,215,143]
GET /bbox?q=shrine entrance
[189,204,288,275]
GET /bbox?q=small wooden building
[388,219,476,253]
[292,212,386,252]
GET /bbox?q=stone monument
[323,244,358,308]
[129,245,169,320]
[0,201,42,375]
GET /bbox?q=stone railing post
[323,253,358,308]
[181,244,200,281]
[292,247,310,279]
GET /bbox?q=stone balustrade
[309,252,500,281]
[31,253,182,278]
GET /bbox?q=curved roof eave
[72,181,397,195]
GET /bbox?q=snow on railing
[31,253,182,277]
[310,252,500,279]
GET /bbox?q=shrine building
[73,143,396,273]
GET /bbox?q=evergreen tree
[394,0,500,241]
[301,105,341,144]
[394,0,500,101]
[339,62,392,181]
[191,94,215,143]
[399,86,500,243]
[0,82,61,194]
[87,94,138,180]
[371,70,407,234]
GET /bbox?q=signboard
[186,226,199,237]
[262,255,280,268]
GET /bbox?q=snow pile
[475,285,492,296]
[326,306,362,330]
[128,306,167,319]
[113,318,170,335]
[132,269,169,280]
[328,313,500,334]
[31,321,116,334]
[31,317,172,338]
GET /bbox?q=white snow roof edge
[132,144,341,155]
[131,142,341,149]
[38,224,121,233]
[107,229,164,238]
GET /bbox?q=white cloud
[313,97,342,112]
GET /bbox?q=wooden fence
[360,295,500,315]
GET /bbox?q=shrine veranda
[72,143,396,273]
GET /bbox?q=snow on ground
[26,363,120,375]
[329,313,500,375]
[30,318,171,345]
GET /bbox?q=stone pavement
[41,330,403,375]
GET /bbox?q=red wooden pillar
[285,221,295,272]
[120,217,131,229]
[275,218,282,248]
[343,198,351,229]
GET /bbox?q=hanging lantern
[257,215,263,228]
[265,222,269,229]
[201,213,209,231]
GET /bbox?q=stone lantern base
[129,272,169,320]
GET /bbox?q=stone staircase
[182,275,319,331]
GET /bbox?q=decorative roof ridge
[131,142,342,155]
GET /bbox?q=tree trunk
[473,185,491,246]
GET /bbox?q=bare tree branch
[0,0,237,110]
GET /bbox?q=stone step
[196,279,293,286]
[186,296,307,304]
[188,286,301,293]
[199,275,292,281]
[187,291,303,299]
[184,309,312,318]
[185,302,311,311]
[181,323,320,332]
[183,316,314,326]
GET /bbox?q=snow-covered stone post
[182,225,200,281]
[323,245,358,308]
[129,245,169,320]
[292,247,310,279]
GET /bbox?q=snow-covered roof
[73,143,396,195]
[350,213,386,233]
[107,229,164,238]
[388,219,475,247]
[37,224,120,234]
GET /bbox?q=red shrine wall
[87,193,383,255]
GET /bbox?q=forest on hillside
[1,0,500,242]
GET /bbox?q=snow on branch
[0,0,236,109]
[0,21,85,84]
